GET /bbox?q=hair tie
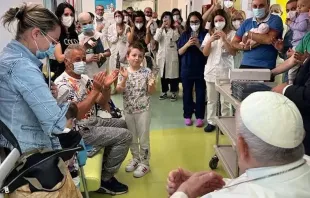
[15,7,23,20]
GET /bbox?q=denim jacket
[0,40,68,153]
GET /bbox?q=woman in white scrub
[108,11,130,93]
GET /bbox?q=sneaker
[170,93,177,102]
[184,118,193,126]
[125,159,139,172]
[196,119,204,128]
[96,177,128,195]
[159,93,168,100]
[133,164,150,178]
[204,124,216,132]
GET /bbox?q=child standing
[287,0,310,83]
[116,43,156,178]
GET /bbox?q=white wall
[123,0,154,11]
[82,0,123,13]
[0,0,43,50]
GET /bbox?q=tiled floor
[90,91,229,198]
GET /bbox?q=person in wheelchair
[55,44,132,195]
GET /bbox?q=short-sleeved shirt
[236,14,283,69]
[55,72,95,121]
[177,30,208,79]
[79,32,110,78]
[118,67,152,114]
[295,32,310,54]
[202,30,236,83]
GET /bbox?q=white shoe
[125,159,139,172]
[133,164,150,178]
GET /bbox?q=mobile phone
[191,31,198,38]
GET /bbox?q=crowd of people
[0,0,309,197]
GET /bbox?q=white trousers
[125,110,151,165]
[206,82,230,125]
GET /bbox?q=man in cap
[167,92,310,198]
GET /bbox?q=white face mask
[135,23,143,30]
[152,18,157,22]
[124,16,129,22]
[288,11,297,19]
[115,17,122,24]
[215,21,226,30]
[173,15,180,21]
[145,16,151,21]
[190,24,200,32]
[224,1,234,8]
[232,20,241,29]
[73,61,86,75]
[62,16,74,27]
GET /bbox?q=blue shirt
[236,14,283,69]
[0,40,68,153]
[178,30,208,79]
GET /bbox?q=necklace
[222,160,306,189]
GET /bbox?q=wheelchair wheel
[209,155,219,170]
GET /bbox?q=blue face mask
[35,43,55,59]
[82,24,94,33]
[34,33,56,59]
[253,8,266,19]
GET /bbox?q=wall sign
[95,0,116,13]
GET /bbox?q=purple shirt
[290,12,310,47]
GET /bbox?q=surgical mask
[224,1,234,8]
[73,61,86,75]
[145,16,151,21]
[215,21,226,30]
[135,23,143,30]
[115,17,122,24]
[62,16,74,27]
[173,15,180,21]
[82,24,94,33]
[34,33,56,59]
[152,18,157,22]
[190,24,200,32]
[232,20,241,29]
[253,8,266,19]
[124,16,129,22]
[288,11,297,19]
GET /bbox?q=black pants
[240,65,274,82]
[182,78,206,119]
[161,65,179,93]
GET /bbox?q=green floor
[90,91,229,198]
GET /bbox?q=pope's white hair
[236,112,304,166]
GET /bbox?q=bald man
[144,7,153,22]
[78,12,111,79]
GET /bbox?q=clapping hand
[177,171,225,198]
[104,70,119,87]
[119,67,128,79]
[167,168,193,196]
[93,71,107,91]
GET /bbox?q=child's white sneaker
[133,164,150,178]
[125,159,139,172]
